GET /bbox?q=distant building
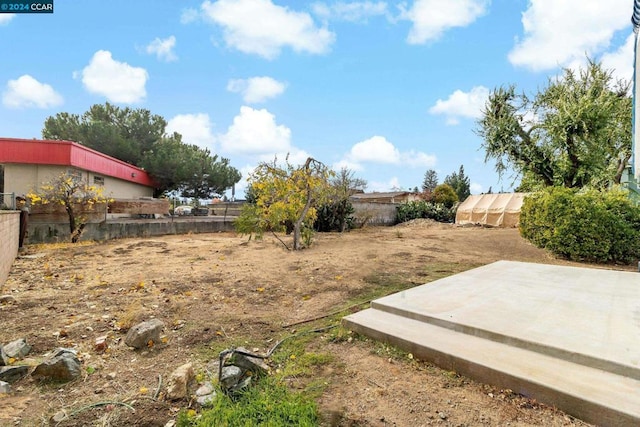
[0,138,155,199]
[349,191,420,204]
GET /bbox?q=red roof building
[0,138,155,199]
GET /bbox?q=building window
[94,176,105,186]
[67,169,83,183]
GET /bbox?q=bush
[520,187,640,264]
[432,184,458,208]
[314,200,355,232]
[396,200,456,224]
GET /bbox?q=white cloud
[181,8,199,24]
[219,106,292,155]
[333,159,364,172]
[0,14,15,25]
[470,182,483,194]
[343,135,436,168]
[312,1,388,23]
[79,50,148,103]
[369,177,402,192]
[601,33,635,83]
[349,135,401,163]
[508,0,630,71]
[429,85,489,125]
[200,0,335,59]
[2,75,63,109]
[400,150,437,167]
[401,0,489,44]
[227,76,286,103]
[146,35,178,62]
[167,113,216,149]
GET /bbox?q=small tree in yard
[28,172,110,243]
[235,157,333,250]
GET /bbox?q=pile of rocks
[1,317,274,427]
[0,338,82,393]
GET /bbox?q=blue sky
[0,0,636,197]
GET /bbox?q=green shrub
[177,376,318,427]
[520,187,640,264]
[314,199,355,232]
[432,184,458,208]
[395,200,456,224]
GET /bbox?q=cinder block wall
[0,211,20,288]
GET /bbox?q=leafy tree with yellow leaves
[236,157,333,250]
[28,172,111,243]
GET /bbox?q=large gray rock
[0,366,29,383]
[229,347,269,376]
[32,348,81,382]
[195,383,217,407]
[3,338,31,360]
[219,365,243,390]
[165,363,194,401]
[125,319,165,349]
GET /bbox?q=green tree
[43,103,240,198]
[422,169,438,193]
[27,172,110,243]
[476,60,631,189]
[315,167,366,232]
[444,165,471,201]
[432,184,458,208]
[235,157,333,250]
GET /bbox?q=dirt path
[1,221,627,426]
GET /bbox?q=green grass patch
[177,376,318,427]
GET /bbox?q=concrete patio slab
[343,260,640,426]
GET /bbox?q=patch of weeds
[420,262,480,282]
[115,302,143,331]
[326,326,354,343]
[368,340,414,362]
[177,376,318,427]
[269,332,334,379]
[356,272,416,302]
[441,369,469,388]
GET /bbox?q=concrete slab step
[343,308,640,427]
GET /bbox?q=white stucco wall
[2,164,153,199]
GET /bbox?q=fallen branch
[153,374,163,400]
[68,401,135,418]
[271,230,290,251]
[282,300,372,329]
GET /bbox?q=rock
[51,411,68,423]
[195,383,214,396]
[0,347,4,366]
[0,380,11,394]
[195,382,217,406]
[196,390,217,407]
[164,421,176,427]
[125,319,165,349]
[0,295,16,304]
[219,365,243,391]
[0,366,29,383]
[229,347,269,376]
[3,338,31,360]
[94,335,108,353]
[165,363,194,401]
[32,348,81,382]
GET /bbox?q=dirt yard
[1,220,630,426]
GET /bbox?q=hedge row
[519,187,640,264]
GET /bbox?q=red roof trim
[0,138,156,187]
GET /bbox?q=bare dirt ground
[1,220,632,426]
